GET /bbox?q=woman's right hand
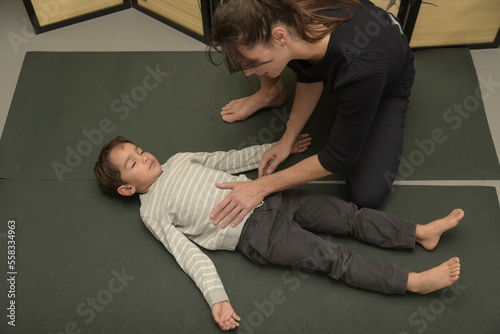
[258,134,311,177]
[258,139,292,177]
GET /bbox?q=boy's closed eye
[131,148,145,168]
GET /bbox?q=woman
[209,0,415,228]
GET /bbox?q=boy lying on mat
[94,135,462,331]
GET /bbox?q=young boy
[94,136,462,331]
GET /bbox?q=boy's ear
[117,185,136,196]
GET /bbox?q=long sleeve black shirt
[287,0,414,173]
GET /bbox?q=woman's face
[238,42,289,78]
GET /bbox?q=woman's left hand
[210,179,266,229]
[211,134,313,228]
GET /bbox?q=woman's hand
[212,301,240,331]
[211,134,313,228]
[258,133,312,177]
[210,179,266,229]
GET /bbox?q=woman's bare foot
[221,78,287,122]
[415,209,464,251]
[407,257,461,294]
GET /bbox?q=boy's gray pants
[236,189,416,294]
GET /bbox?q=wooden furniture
[22,0,131,34]
[404,0,500,49]
[23,0,499,49]
[131,0,214,43]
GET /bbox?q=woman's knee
[349,186,390,209]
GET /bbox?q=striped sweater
[139,143,272,307]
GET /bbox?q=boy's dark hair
[94,136,134,196]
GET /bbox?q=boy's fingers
[301,138,312,146]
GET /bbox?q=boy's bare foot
[407,257,460,294]
[416,209,464,251]
[221,81,287,123]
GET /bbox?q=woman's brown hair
[209,0,362,73]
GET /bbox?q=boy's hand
[290,133,312,154]
[212,301,240,331]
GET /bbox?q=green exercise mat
[1,181,499,334]
[399,48,500,180]
[0,49,498,182]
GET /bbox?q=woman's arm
[211,154,331,228]
[259,81,324,176]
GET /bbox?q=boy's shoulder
[168,151,195,161]
[165,151,205,166]
[160,152,185,168]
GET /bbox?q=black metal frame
[22,0,132,34]
[397,0,421,41]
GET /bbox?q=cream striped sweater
[139,143,272,307]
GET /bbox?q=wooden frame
[371,0,402,17]
[401,0,500,49]
[23,0,499,49]
[23,0,131,34]
[131,0,213,44]
[133,0,408,45]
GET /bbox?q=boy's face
[109,143,162,196]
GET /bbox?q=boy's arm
[212,301,241,331]
[190,143,274,174]
[160,224,240,330]
[192,134,312,175]
[143,217,230,308]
